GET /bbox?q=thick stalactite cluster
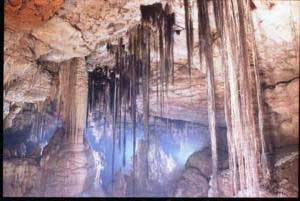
[87,2,175,195]
[87,0,269,197]
[212,0,269,196]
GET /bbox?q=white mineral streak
[274,152,298,167]
[92,150,105,187]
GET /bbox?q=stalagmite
[196,0,219,196]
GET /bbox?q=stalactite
[184,0,193,80]
[103,82,108,138]
[196,0,219,196]
[213,0,266,196]
[123,99,127,167]
[213,0,237,194]
[128,27,138,195]
[158,18,165,116]
[247,7,270,185]
[111,72,118,194]
[85,3,176,196]
[140,24,151,179]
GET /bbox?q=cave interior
[3,0,299,198]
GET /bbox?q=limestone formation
[3,0,299,198]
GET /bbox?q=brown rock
[174,167,209,197]
[5,0,64,32]
[264,78,299,148]
[185,147,228,179]
[32,16,91,62]
[3,158,42,196]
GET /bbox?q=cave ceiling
[4,0,299,126]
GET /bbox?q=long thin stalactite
[197,0,219,196]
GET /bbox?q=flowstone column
[40,58,95,197]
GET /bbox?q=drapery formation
[212,0,269,196]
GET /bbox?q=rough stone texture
[273,146,299,197]
[3,158,42,196]
[32,16,91,62]
[4,30,54,106]
[174,147,228,197]
[252,0,299,86]
[216,169,233,197]
[264,78,299,148]
[4,103,22,129]
[4,31,37,85]
[56,0,163,52]
[211,146,299,197]
[4,0,64,32]
[112,171,128,197]
[56,58,88,143]
[174,167,209,197]
[40,128,96,196]
[5,69,52,103]
[185,147,228,179]
[137,67,225,125]
[253,1,299,149]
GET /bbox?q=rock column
[57,58,88,144]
